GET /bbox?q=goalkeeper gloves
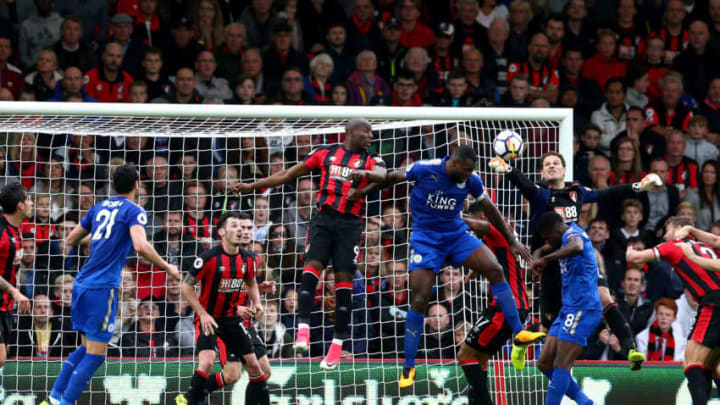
[632,173,663,192]
[489,157,512,173]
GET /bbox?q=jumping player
[0,183,32,367]
[489,153,661,370]
[176,212,269,405]
[459,201,529,405]
[233,118,386,369]
[532,212,601,405]
[363,145,544,388]
[627,216,720,405]
[41,165,180,405]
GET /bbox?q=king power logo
[105,374,166,405]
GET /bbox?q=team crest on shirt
[97,84,103,91]
[354,160,363,168]
[569,191,577,202]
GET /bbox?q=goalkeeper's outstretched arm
[234,163,311,194]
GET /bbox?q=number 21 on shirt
[92,209,119,240]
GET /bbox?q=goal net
[0,103,571,405]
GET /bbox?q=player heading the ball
[233,118,386,370]
[355,145,545,388]
[41,164,180,405]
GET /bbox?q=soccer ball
[493,130,524,161]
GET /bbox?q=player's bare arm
[531,237,583,272]
[477,196,532,262]
[0,276,29,314]
[181,272,218,335]
[233,162,311,194]
[245,278,264,320]
[65,223,90,246]
[625,245,658,266]
[463,217,491,237]
[130,225,180,280]
[675,225,720,248]
[350,164,387,183]
[378,170,408,188]
[675,242,720,272]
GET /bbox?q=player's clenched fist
[488,157,511,173]
[233,183,253,194]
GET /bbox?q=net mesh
[0,112,563,404]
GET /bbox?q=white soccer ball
[493,130,524,161]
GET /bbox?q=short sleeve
[653,241,682,263]
[469,174,485,199]
[303,147,326,170]
[562,230,581,245]
[406,162,421,181]
[80,206,94,231]
[370,154,386,169]
[127,205,148,229]
[188,255,207,278]
[245,254,257,281]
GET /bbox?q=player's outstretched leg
[320,271,353,370]
[601,291,644,371]
[244,353,270,405]
[57,350,106,405]
[458,344,493,405]
[294,262,323,352]
[399,268,436,388]
[537,336,593,405]
[42,345,87,405]
[463,245,545,369]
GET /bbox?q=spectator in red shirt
[133,0,167,48]
[389,69,422,106]
[665,129,699,199]
[615,0,647,62]
[645,36,669,103]
[582,29,626,93]
[0,35,25,98]
[545,14,564,70]
[398,0,434,48]
[83,43,134,102]
[649,0,689,66]
[452,0,488,55]
[507,32,559,104]
[645,72,693,137]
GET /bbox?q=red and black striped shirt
[303,144,385,217]
[183,213,213,241]
[653,240,720,302]
[666,156,698,193]
[649,28,689,65]
[188,244,257,318]
[483,224,528,311]
[0,215,22,312]
[506,61,559,93]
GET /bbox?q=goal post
[0,102,572,405]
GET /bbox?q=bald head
[346,118,371,132]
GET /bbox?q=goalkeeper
[488,152,662,370]
[358,146,545,389]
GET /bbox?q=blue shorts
[549,307,602,346]
[409,228,484,273]
[71,285,119,343]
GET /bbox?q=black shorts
[466,305,528,354]
[597,265,609,289]
[0,311,11,344]
[690,292,720,347]
[247,325,267,359]
[196,317,254,362]
[304,208,363,273]
[540,263,563,329]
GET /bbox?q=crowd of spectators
[0,0,719,363]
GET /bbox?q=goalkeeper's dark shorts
[304,208,363,273]
[466,304,528,354]
[0,310,12,344]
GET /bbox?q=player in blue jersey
[359,145,545,388]
[41,165,180,405]
[531,212,602,405]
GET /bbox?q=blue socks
[404,309,424,368]
[546,368,571,405]
[59,353,105,405]
[490,282,523,333]
[544,368,592,405]
[50,345,87,401]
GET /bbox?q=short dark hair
[447,69,465,82]
[144,46,163,58]
[588,217,608,228]
[217,211,242,230]
[537,211,564,234]
[626,236,645,247]
[627,106,644,117]
[396,69,416,83]
[236,211,252,221]
[540,151,566,168]
[605,77,626,93]
[666,216,693,228]
[468,199,483,215]
[0,183,28,214]
[451,145,478,163]
[113,164,140,194]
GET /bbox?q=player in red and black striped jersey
[178,212,269,405]
[234,118,387,370]
[457,202,529,405]
[0,183,32,368]
[627,216,720,405]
